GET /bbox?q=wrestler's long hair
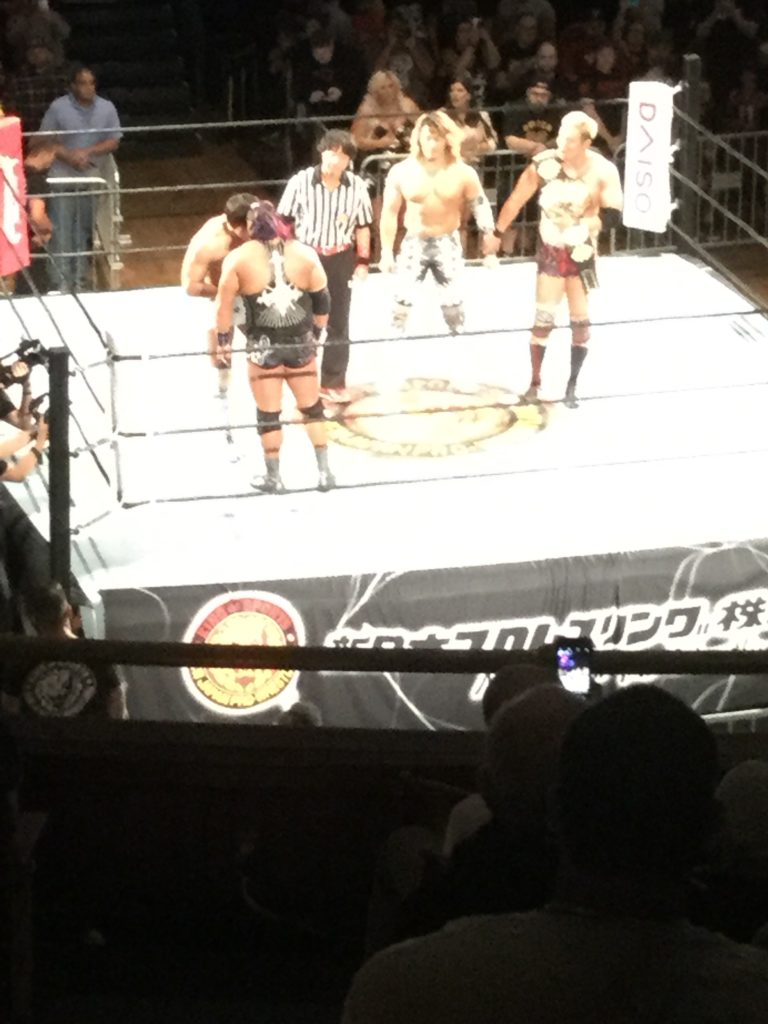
[247,199,294,242]
[410,110,463,163]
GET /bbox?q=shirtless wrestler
[493,110,623,408]
[180,192,256,397]
[378,109,497,335]
[214,200,334,494]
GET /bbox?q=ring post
[48,346,71,593]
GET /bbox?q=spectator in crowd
[344,686,768,1024]
[525,40,571,102]
[4,0,68,71]
[613,14,650,82]
[363,669,575,956]
[502,76,562,158]
[289,27,365,121]
[575,42,628,155]
[693,0,761,107]
[352,0,388,74]
[437,18,501,109]
[275,699,323,727]
[641,29,680,84]
[0,582,126,718]
[557,7,608,93]
[625,0,665,36]
[758,40,768,92]
[0,720,20,1019]
[576,41,628,104]
[3,37,67,132]
[495,0,556,44]
[492,11,541,101]
[278,129,373,405]
[443,73,497,165]
[612,0,661,49]
[691,759,768,944]
[321,0,356,47]
[14,135,55,296]
[372,685,583,955]
[443,662,566,856]
[721,65,768,131]
[372,5,435,109]
[265,12,306,115]
[496,76,562,255]
[39,63,121,293]
[351,70,420,155]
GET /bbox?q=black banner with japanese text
[103,538,768,728]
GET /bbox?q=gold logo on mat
[326,378,547,457]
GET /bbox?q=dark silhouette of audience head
[275,699,322,728]
[481,661,561,725]
[556,685,720,884]
[24,580,72,635]
[481,684,583,830]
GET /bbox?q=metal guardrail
[92,154,124,290]
[20,77,766,291]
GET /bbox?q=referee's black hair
[317,129,357,161]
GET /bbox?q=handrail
[2,635,768,677]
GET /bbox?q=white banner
[622,81,675,233]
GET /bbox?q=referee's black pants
[318,247,356,389]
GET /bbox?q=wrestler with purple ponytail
[214,198,334,493]
[247,200,295,243]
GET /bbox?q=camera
[394,120,414,150]
[553,635,594,696]
[0,338,48,389]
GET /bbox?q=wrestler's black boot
[251,456,285,494]
[564,345,588,409]
[315,446,336,492]
[524,343,546,402]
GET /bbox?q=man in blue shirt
[39,64,121,292]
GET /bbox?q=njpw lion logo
[181,590,305,716]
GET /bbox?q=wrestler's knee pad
[570,319,591,346]
[441,304,465,336]
[257,408,282,436]
[299,399,325,422]
[532,307,556,342]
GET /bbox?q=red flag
[0,116,30,276]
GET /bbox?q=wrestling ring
[4,68,768,728]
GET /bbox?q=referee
[278,129,373,405]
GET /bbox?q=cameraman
[0,413,47,483]
[0,347,48,483]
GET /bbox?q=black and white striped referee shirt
[277,167,373,251]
